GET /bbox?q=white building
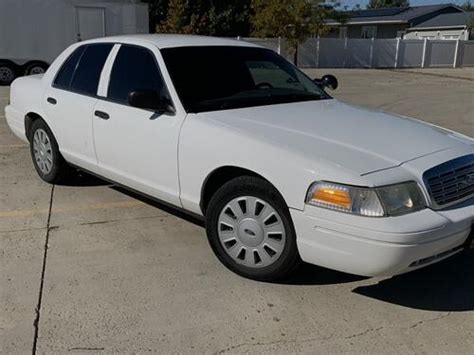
[404,11,474,40]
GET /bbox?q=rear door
[93,44,185,206]
[43,43,113,171]
[76,7,106,41]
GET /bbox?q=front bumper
[291,198,473,277]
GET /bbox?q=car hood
[199,99,471,175]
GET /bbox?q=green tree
[143,0,169,33]
[461,0,474,11]
[367,0,409,9]
[251,0,342,64]
[467,16,474,40]
[157,0,193,34]
[157,0,251,36]
[207,1,252,36]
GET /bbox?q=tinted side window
[70,44,113,95]
[54,46,86,89]
[108,45,166,103]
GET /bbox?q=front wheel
[206,176,301,281]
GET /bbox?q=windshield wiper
[192,91,326,113]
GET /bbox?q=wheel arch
[0,59,19,68]
[25,112,46,141]
[200,165,285,215]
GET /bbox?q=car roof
[82,34,262,49]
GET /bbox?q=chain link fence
[239,37,474,69]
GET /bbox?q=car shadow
[276,263,368,286]
[55,170,111,187]
[53,171,474,311]
[54,170,205,226]
[110,186,205,227]
[352,250,474,312]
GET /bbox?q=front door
[93,44,184,206]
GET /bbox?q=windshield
[161,46,331,113]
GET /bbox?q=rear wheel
[29,119,72,183]
[206,176,300,281]
[0,62,16,85]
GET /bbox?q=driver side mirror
[128,90,175,114]
[314,74,338,91]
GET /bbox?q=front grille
[423,154,474,208]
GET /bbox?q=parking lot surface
[1,69,473,353]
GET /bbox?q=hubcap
[0,66,15,83]
[33,129,53,175]
[218,196,286,268]
[29,66,45,75]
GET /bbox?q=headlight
[306,181,426,217]
[376,182,426,216]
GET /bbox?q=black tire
[24,61,48,76]
[0,61,17,85]
[29,119,72,183]
[206,176,301,281]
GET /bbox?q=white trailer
[0,0,149,84]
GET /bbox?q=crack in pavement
[409,312,452,329]
[37,214,172,230]
[0,200,148,219]
[216,312,454,353]
[344,326,384,339]
[0,226,48,234]
[392,69,474,82]
[77,214,171,227]
[215,334,335,354]
[32,185,55,355]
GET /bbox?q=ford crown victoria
[5,35,474,281]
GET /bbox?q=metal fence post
[342,37,348,68]
[453,39,460,68]
[394,38,400,68]
[369,37,375,68]
[316,36,320,68]
[421,38,428,68]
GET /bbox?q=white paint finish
[4,35,474,277]
[97,44,121,97]
[192,100,467,175]
[293,208,469,277]
[84,34,262,50]
[92,102,183,206]
[43,87,98,170]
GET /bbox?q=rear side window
[54,46,86,89]
[107,45,167,104]
[70,44,113,95]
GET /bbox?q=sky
[338,0,467,9]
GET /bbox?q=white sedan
[5,35,474,281]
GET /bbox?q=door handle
[94,110,110,120]
[47,97,57,105]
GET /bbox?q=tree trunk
[293,43,299,66]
